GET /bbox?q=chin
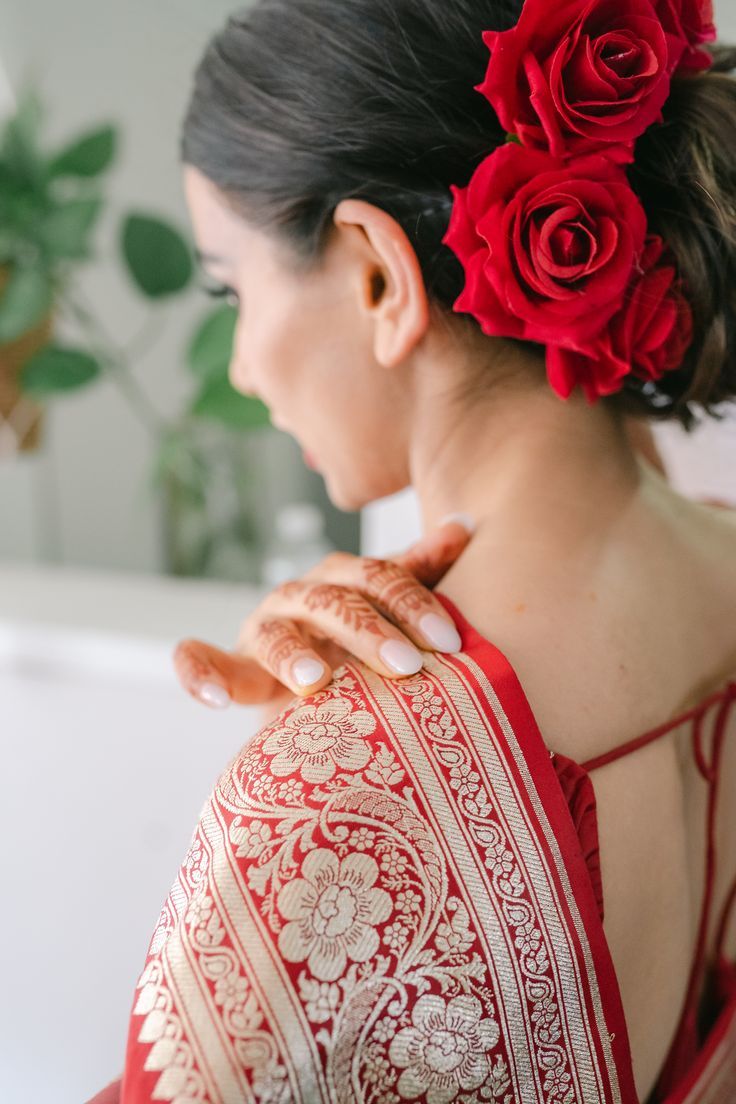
[332,477,390,515]
[323,477,360,514]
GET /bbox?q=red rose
[442,144,648,351]
[654,0,716,72]
[477,0,685,162]
[547,236,694,402]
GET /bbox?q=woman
[94,1,736,1101]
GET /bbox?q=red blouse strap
[579,679,736,774]
[710,683,736,968]
[649,678,736,1097]
[715,878,736,965]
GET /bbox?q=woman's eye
[201,282,240,309]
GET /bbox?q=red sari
[97,591,736,1104]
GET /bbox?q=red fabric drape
[117,599,639,1103]
[92,590,735,1102]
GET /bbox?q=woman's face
[182,164,417,511]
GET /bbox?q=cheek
[229,287,389,466]
[232,295,353,408]
[229,306,304,398]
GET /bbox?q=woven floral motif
[121,649,637,1104]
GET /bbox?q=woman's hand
[172,515,475,725]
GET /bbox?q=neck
[410,367,644,566]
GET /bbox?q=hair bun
[627,45,736,427]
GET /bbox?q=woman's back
[437,460,736,1101]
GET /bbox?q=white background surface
[0,567,274,1103]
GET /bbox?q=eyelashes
[200,282,240,309]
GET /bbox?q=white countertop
[0,560,271,682]
[0,560,272,1103]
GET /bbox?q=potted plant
[0,82,282,580]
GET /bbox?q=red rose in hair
[547,236,694,402]
[442,143,648,351]
[477,0,686,162]
[654,0,716,71]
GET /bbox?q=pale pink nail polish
[194,682,232,709]
[379,640,424,675]
[292,658,325,687]
[440,512,477,534]
[419,612,462,652]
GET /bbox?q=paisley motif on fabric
[120,648,639,1104]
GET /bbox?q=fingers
[393,515,475,585]
[316,557,463,653]
[250,582,427,686]
[174,630,349,709]
[242,612,343,698]
[246,564,463,682]
[175,515,476,712]
[173,638,279,709]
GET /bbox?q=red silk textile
[109,591,735,1103]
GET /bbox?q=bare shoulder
[442,486,736,763]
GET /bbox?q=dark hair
[181,1,736,430]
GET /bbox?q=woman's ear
[332,198,431,369]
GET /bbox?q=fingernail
[439,512,476,534]
[419,612,462,652]
[379,640,424,675]
[292,657,326,687]
[194,681,231,709]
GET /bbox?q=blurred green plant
[0,83,275,574]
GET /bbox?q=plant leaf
[0,264,53,343]
[0,86,45,189]
[150,427,210,509]
[121,213,193,298]
[40,197,103,259]
[187,305,237,381]
[19,344,101,394]
[45,125,117,179]
[189,377,272,430]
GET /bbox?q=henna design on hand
[360,557,437,622]
[255,618,313,677]
[300,582,392,640]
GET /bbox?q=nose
[228,360,257,399]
